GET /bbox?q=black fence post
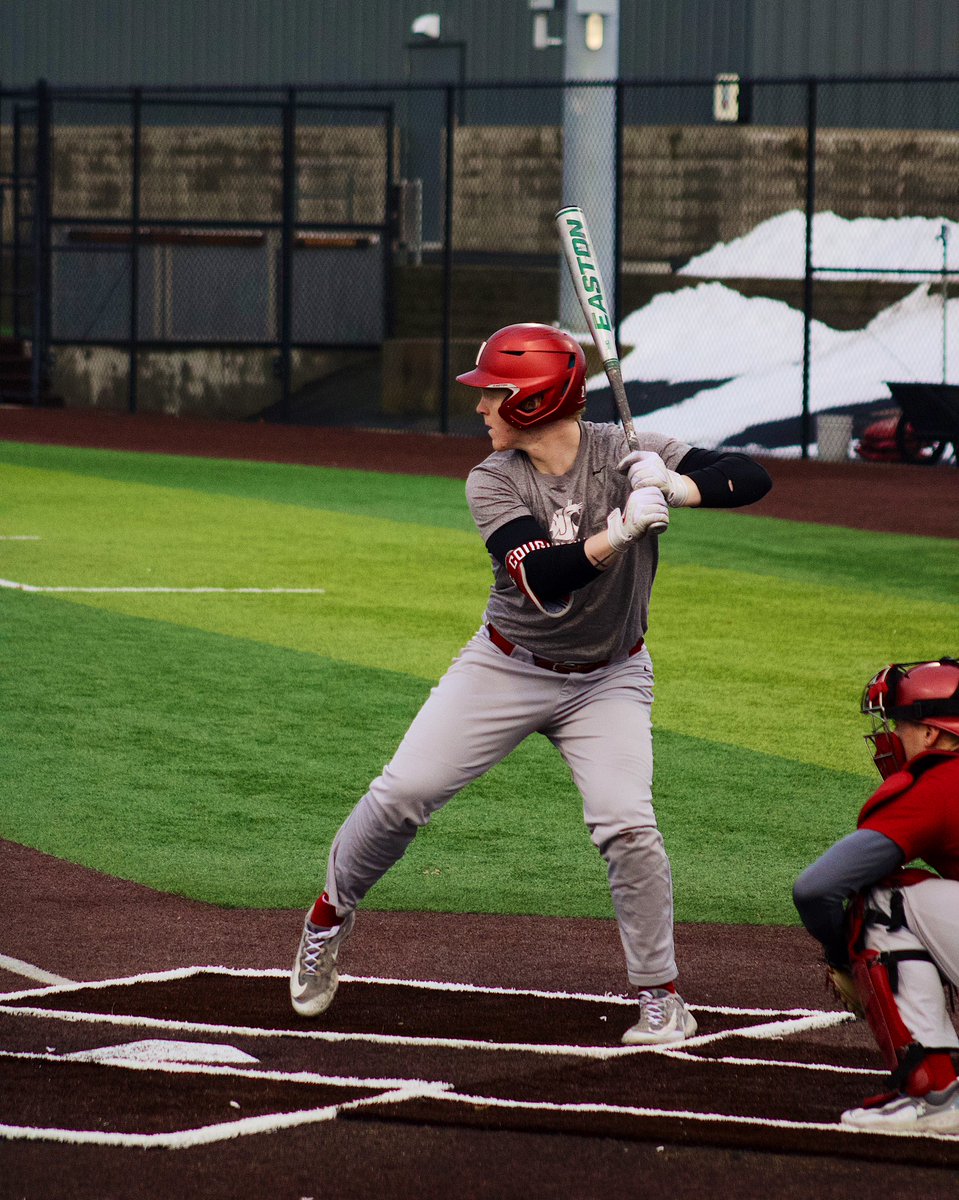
[279,87,296,423]
[0,86,5,341]
[129,86,142,414]
[801,77,818,460]
[12,104,22,342]
[439,83,455,435]
[31,79,51,408]
[614,79,624,360]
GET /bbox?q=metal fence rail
[3,74,959,459]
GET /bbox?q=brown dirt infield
[2,405,958,1197]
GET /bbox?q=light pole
[532,1,621,336]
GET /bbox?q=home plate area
[1,968,958,1166]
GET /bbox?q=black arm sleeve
[792,829,905,969]
[486,516,602,603]
[677,448,772,509]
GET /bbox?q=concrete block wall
[35,124,393,224]
[452,124,959,264]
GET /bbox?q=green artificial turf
[2,440,955,923]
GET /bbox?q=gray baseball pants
[324,627,676,988]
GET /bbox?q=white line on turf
[662,1049,885,1076]
[0,536,40,540]
[0,1084,451,1149]
[0,965,832,1018]
[0,954,75,986]
[421,1090,959,1142]
[663,1010,854,1051]
[0,579,326,594]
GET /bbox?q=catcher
[793,657,959,1133]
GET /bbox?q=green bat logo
[563,216,612,331]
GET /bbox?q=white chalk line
[422,1090,959,1143]
[0,954,76,987]
[671,1010,854,1052]
[0,535,40,540]
[0,1083,451,1150]
[663,1049,885,1077]
[0,964,830,1019]
[0,578,325,594]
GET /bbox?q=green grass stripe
[661,507,959,604]
[0,439,476,532]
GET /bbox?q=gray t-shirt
[466,421,692,661]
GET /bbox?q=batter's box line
[0,1082,452,1150]
[663,1048,885,1077]
[410,1090,959,1143]
[0,965,834,1020]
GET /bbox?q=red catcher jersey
[857,751,959,880]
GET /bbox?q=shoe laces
[638,988,671,1028]
[301,924,337,973]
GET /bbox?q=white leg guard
[864,885,959,1054]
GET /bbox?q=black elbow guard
[681,449,772,508]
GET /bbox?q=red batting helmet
[456,323,587,430]
[861,658,959,777]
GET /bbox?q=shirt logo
[549,501,583,543]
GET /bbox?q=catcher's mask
[456,323,587,430]
[861,658,959,778]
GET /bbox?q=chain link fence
[3,76,959,461]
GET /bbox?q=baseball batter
[794,658,959,1132]
[292,322,772,1044]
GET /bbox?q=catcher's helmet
[861,657,959,777]
[456,323,587,430]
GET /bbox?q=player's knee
[792,868,820,914]
[367,770,445,830]
[594,821,662,859]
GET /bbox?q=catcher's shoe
[841,1081,959,1133]
[290,910,355,1018]
[621,988,698,1045]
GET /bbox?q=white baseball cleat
[841,1081,959,1133]
[290,910,355,1017]
[621,988,698,1045]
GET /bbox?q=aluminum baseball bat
[555,205,667,534]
